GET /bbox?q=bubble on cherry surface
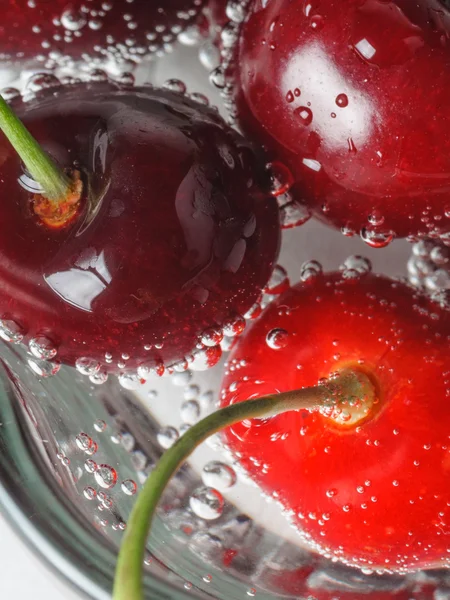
[180,400,201,424]
[121,479,138,496]
[265,265,290,295]
[94,464,118,489]
[24,73,62,96]
[360,227,395,248]
[118,372,144,390]
[89,370,108,385]
[202,461,237,491]
[189,486,224,520]
[244,302,263,320]
[209,66,226,89]
[0,319,24,344]
[28,336,58,360]
[266,162,294,197]
[163,78,187,94]
[279,200,311,229]
[172,370,192,386]
[28,357,61,378]
[222,314,246,337]
[266,328,289,350]
[61,8,87,32]
[201,327,224,347]
[157,426,179,449]
[189,345,222,371]
[199,41,221,71]
[339,256,372,278]
[75,357,101,376]
[300,260,323,281]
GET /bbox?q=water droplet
[181,400,201,424]
[336,93,349,108]
[190,486,224,520]
[0,319,24,343]
[121,479,138,496]
[294,106,313,126]
[29,336,57,360]
[202,461,237,490]
[266,328,289,350]
[157,426,179,449]
[94,464,118,489]
[76,357,101,376]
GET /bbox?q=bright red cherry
[0,81,279,377]
[0,0,204,71]
[220,268,450,573]
[230,0,450,243]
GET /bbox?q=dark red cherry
[231,0,450,243]
[0,0,204,71]
[220,270,450,572]
[0,81,279,376]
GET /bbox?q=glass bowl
[0,45,448,600]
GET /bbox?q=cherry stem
[0,94,72,202]
[112,368,375,600]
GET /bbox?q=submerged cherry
[0,81,279,375]
[220,268,450,572]
[230,0,450,242]
[0,0,204,71]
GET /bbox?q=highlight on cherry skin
[0,80,280,380]
[0,0,206,73]
[223,0,450,245]
[112,265,449,600]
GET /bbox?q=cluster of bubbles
[408,240,450,308]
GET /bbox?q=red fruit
[230,0,450,242]
[220,268,450,573]
[0,81,279,376]
[1,0,204,71]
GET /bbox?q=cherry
[229,0,450,243]
[0,0,204,72]
[0,81,279,376]
[219,268,450,573]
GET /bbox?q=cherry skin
[220,269,450,573]
[0,0,204,71]
[231,0,450,243]
[0,81,279,375]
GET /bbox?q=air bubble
[118,372,144,390]
[24,73,61,94]
[335,93,349,107]
[300,260,323,281]
[89,370,108,385]
[340,255,372,277]
[0,319,24,343]
[180,400,201,424]
[84,459,97,473]
[94,464,118,489]
[29,336,57,360]
[190,345,222,370]
[266,328,289,350]
[94,420,107,432]
[190,486,224,520]
[265,265,289,295]
[294,106,313,125]
[76,357,101,376]
[157,426,179,449]
[202,461,237,490]
[76,433,94,452]
[279,201,311,229]
[61,8,87,31]
[266,162,294,197]
[222,315,246,337]
[28,357,60,378]
[201,327,223,347]
[361,228,394,248]
[121,479,138,496]
[83,486,96,500]
[163,79,187,94]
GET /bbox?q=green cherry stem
[113,368,376,600]
[0,94,72,201]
